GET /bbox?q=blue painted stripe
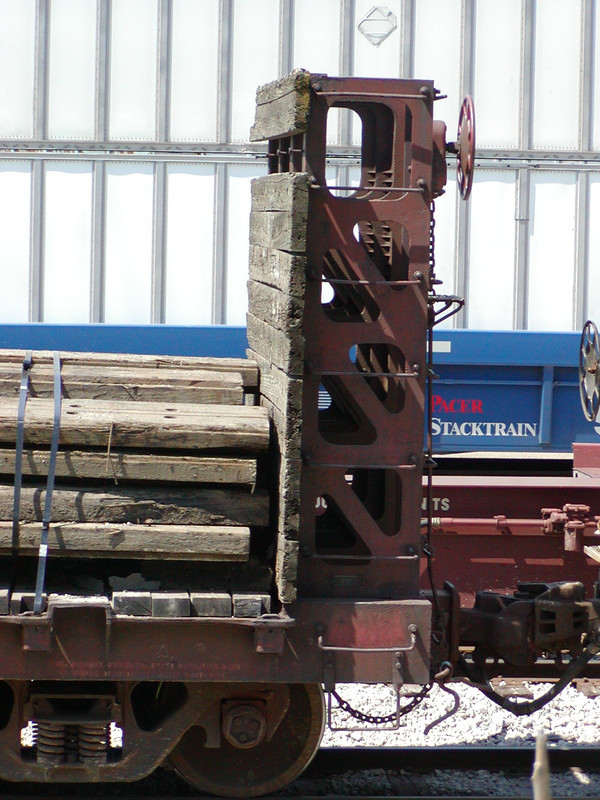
[432,330,580,367]
[0,323,592,455]
[0,324,249,359]
[0,325,582,367]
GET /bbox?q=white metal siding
[0,0,597,332]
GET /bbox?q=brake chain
[428,199,437,285]
[330,684,433,726]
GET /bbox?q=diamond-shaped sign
[357,5,397,47]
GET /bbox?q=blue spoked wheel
[579,320,600,422]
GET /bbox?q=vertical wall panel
[353,0,402,78]
[0,0,597,335]
[473,0,521,148]
[467,171,516,329]
[592,8,600,150]
[226,164,266,324]
[109,0,159,140]
[170,0,219,142]
[293,0,341,144]
[532,0,582,149]
[104,163,154,323]
[587,176,600,323]
[293,0,341,74]
[230,0,279,143]
[47,0,97,139]
[44,162,93,322]
[527,173,577,330]
[0,0,36,138]
[0,163,31,322]
[431,175,457,328]
[413,0,462,133]
[165,164,215,324]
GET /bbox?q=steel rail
[0,743,597,798]
[311,745,600,772]
[0,795,541,800]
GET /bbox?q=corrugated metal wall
[0,0,598,330]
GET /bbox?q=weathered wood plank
[151,592,190,617]
[248,351,303,605]
[249,209,307,253]
[0,365,244,405]
[247,313,304,377]
[0,351,259,389]
[0,399,269,452]
[247,279,304,336]
[190,592,232,617]
[249,349,303,429]
[249,246,307,297]
[2,522,250,560]
[249,174,309,254]
[250,69,312,142]
[0,449,258,484]
[0,485,269,526]
[275,534,299,604]
[232,593,271,618]
[55,398,257,418]
[112,591,152,616]
[250,173,310,213]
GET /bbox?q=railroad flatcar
[0,72,599,799]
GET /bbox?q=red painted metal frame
[293,76,441,601]
[420,474,600,604]
[574,442,600,477]
[424,474,600,517]
[0,78,441,684]
[0,76,449,782]
[0,597,431,781]
[0,598,430,684]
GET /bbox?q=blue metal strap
[12,351,33,552]
[33,351,62,614]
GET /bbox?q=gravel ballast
[318,681,600,796]
[323,681,600,748]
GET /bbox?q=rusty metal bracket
[309,183,426,194]
[17,597,113,653]
[317,625,417,655]
[253,615,292,654]
[318,624,417,700]
[311,88,432,100]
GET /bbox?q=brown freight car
[1,72,599,799]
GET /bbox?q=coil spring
[64,724,79,764]
[25,721,38,747]
[36,723,65,764]
[79,724,108,762]
[35,723,109,764]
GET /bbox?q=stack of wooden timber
[0,349,273,617]
[248,70,311,604]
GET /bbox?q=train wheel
[168,683,325,798]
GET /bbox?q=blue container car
[430,330,594,454]
[0,324,594,455]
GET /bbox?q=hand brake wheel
[456,95,475,200]
[579,320,600,422]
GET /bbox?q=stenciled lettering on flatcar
[431,419,538,438]
[431,395,483,414]
[421,496,450,512]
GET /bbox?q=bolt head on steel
[222,704,267,750]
